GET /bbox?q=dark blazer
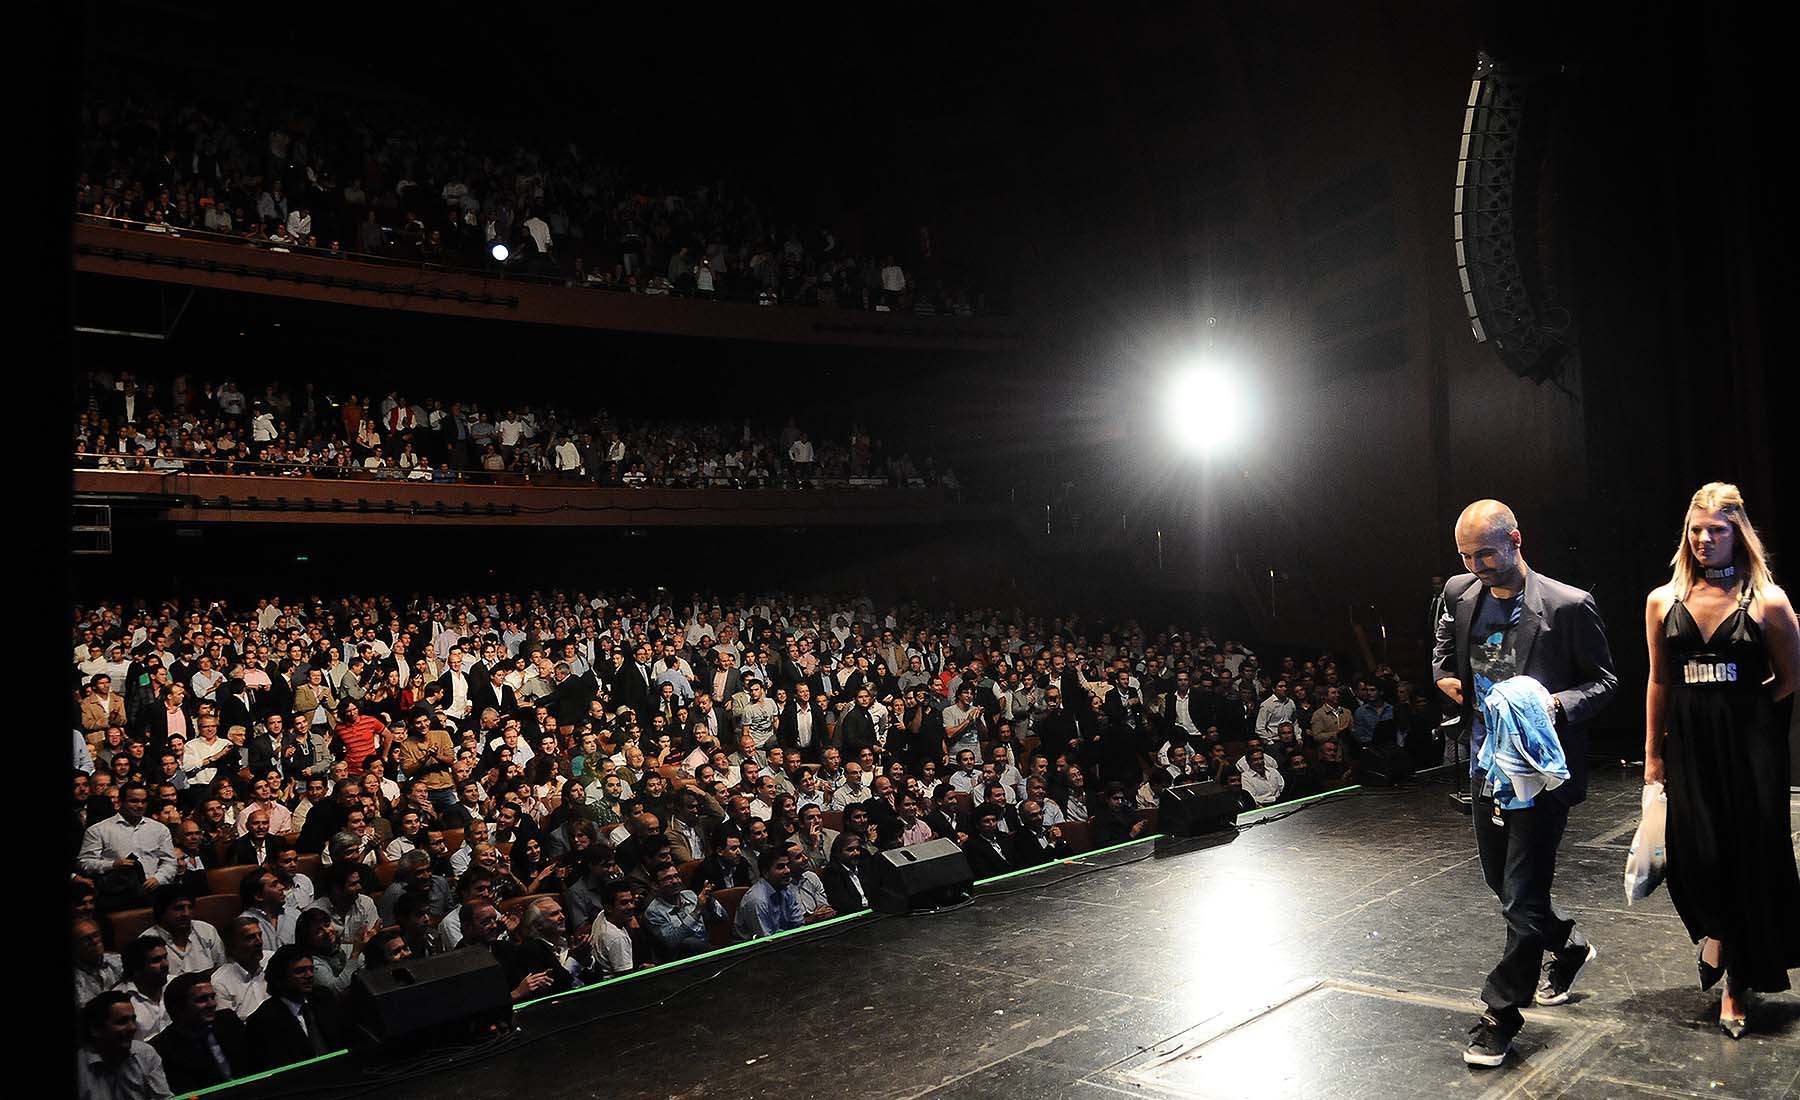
[775,701,832,755]
[153,1011,251,1093]
[226,835,274,867]
[544,673,597,728]
[822,861,874,914]
[836,705,878,756]
[1432,570,1618,805]
[690,854,755,892]
[245,990,343,1069]
[1009,827,1071,869]
[960,832,1013,878]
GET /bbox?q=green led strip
[172,1048,348,1098]
[185,784,1358,1093]
[515,907,873,1009]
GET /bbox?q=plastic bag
[1624,782,1667,903]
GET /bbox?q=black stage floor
[237,769,1800,1100]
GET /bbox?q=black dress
[1661,584,1800,992]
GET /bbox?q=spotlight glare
[489,241,510,262]
[1164,364,1253,457]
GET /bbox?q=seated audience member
[1009,800,1071,868]
[960,801,1013,878]
[151,972,251,1093]
[1282,751,1323,801]
[375,849,454,925]
[1236,746,1286,807]
[117,935,172,1041]
[588,879,640,979]
[147,884,228,978]
[496,900,586,1000]
[822,831,877,914]
[1092,782,1147,848]
[561,843,621,930]
[692,827,756,891]
[73,918,122,1006]
[245,944,344,1069]
[1220,770,1259,813]
[735,848,835,940]
[237,867,297,949]
[227,807,277,867]
[305,861,379,946]
[77,991,169,1100]
[644,862,725,961]
[1316,739,1357,788]
[210,917,273,1020]
[294,908,367,997]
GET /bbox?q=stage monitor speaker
[874,837,974,913]
[350,945,514,1046]
[1158,781,1239,836]
[1356,745,1416,787]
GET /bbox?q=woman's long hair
[1670,482,1775,597]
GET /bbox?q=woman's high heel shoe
[1698,938,1724,992]
[1719,1015,1747,1040]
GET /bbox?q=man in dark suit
[153,972,251,1092]
[775,682,831,765]
[836,686,880,758]
[245,945,344,1069]
[1433,499,1617,1067]
[690,828,756,891]
[1009,799,1072,868]
[960,801,1013,878]
[544,663,598,730]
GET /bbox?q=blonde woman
[1644,482,1800,1037]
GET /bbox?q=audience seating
[676,858,704,884]
[296,854,323,882]
[820,811,843,831]
[440,828,464,853]
[107,906,156,946]
[192,893,240,932]
[206,864,260,895]
[371,861,399,889]
[1058,820,1093,855]
[710,886,749,948]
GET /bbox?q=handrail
[71,213,1000,316]
[69,453,939,490]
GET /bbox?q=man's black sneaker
[1463,1007,1522,1067]
[1535,940,1598,1006]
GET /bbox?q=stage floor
[263,769,1800,1100]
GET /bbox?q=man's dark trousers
[1473,794,1575,1010]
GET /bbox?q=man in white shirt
[180,716,233,787]
[78,782,177,894]
[210,918,274,1020]
[117,936,172,1041]
[440,648,473,724]
[76,994,170,1100]
[1237,747,1286,806]
[829,762,872,809]
[73,919,123,1007]
[590,882,636,979]
[147,887,228,979]
[1254,679,1297,740]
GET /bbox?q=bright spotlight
[1164,364,1254,456]
[489,241,510,263]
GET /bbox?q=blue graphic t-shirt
[1468,587,1523,779]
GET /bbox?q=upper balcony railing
[71,218,1024,352]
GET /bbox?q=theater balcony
[70,221,1022,352]
[70,468,962,528]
